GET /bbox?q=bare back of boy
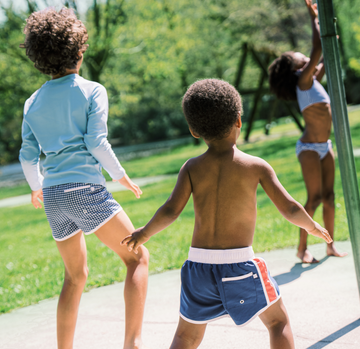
[187,145,260,250]
[122,126,329,255]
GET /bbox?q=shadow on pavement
[306,318,360,349]
[273,256,330,286]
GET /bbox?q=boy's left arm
[121,161,192,253]
[259,159,332,243]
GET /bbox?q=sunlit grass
[0,183,31,201]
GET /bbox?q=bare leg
[297,150,322,263]
[94,210,150,349]
[259,298,295,349]
[321,149,347,258]
[170,317,207,349]
[56,231,88,349]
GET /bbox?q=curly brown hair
[182,79,243,141]
[20,7,88,76]
[268,52,299,101]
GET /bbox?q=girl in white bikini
[268,0,346,263]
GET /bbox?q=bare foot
[327,244,348,257]
[297,249,319,264]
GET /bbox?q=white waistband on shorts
[188,246,254,264]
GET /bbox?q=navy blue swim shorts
[179,246,281,326]
[43,183,122,241]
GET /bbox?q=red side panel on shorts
[253,258,277,303]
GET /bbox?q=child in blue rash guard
[19,8,149,349]
[268,0,347,263]
[121,79,332,349]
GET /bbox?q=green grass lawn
[1,111,360,313]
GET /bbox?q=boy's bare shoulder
[233,150,276,183]
[185,152,206,164]
[181,155,203,172]
[184,149,271,173]
[183,151,219,168]
[234,149,270,168]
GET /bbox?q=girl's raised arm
[298,0,322,90]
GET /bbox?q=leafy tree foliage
[1,0,360,165]
[349,24,360,73]
[0,2,48,165]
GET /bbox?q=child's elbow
[161,204,182,220]
[282,201,301,219]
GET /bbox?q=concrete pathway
[0,175,176,208]
[0,241,359,348]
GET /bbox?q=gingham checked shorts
[43,183,122,241]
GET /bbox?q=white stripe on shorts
[188,246,254,264]
[64,185,91,193]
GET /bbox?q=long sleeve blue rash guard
[19,74,125,191]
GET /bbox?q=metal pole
[317,0,360,297]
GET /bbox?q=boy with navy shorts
[122,79,332,349]
[19,8,149,349]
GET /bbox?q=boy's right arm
[121,161,192,253]
[258,159,332,243]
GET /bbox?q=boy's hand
[305,221,333,243]
[304,0,318,18]
[121,227,150,254]
[115,174,142,198]
[31,189,43,209]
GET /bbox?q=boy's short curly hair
[268,52,299,101]
[182,79,243,141]
[20,7,88,76]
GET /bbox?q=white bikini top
[296,75,330,112]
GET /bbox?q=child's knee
[265,316,289,333]
[139,245,150,265]
[65,266,88,286]
[305,194,322,211]
[260,299,290,330]
[124,245,149,268]
[322,191,335,206]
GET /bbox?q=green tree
[0,1,48,165]
[83,0,127,83]
[1,0,360,165]
[349,24,360,73]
